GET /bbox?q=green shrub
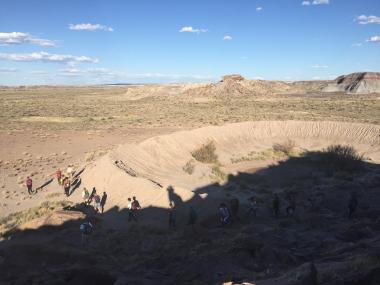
[191,141,218,163]
[323,145,364,172]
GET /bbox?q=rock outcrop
[323,72,380,94]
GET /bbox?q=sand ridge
[75,121,380,224]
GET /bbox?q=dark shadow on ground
[68,177,81,196]
[1,151,380,285]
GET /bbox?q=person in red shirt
[26,176,33,195]
[56,169,62,185]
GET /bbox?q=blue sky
[0,0,379,85]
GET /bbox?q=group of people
[216,191,359,226]
[82,187,108,214]
[56,168,73,196]
[218,196,259,226]
[127,196,141,221]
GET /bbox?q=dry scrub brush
[322,145,364,172]
[183,159,195,175]
[0,200,72,236]
[273,139,296,156]
[191,141,218,163]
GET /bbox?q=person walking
[128,198,137,222]
[247,196,258,217]
[26,176,33,195]
[56,169,62,185]
[67,165,74,179]
[169,202,176,229]
[219,203,231,225]
[93,194,101,213]
[63,177,71,197]
[88,187,96,205]
[100,192,108,213]
[132,196,141,210]
[59,175,65,187]
[80,221,93,245]
[286,193,296,216]
[82,188,89,205]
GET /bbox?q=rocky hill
[323,72,380,94]
[183,75,311,97]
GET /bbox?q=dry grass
[0,200,72,235]
[210,163,226,183]
[230,148,291,163]
[191,141,218,163]
[0,86,379,131]
[182,159,195,175]
[84,149,109,162]
[273,139,296,155]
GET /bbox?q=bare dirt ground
[1,83,380,284]
[1,84,378,217]
[0,127,181,216]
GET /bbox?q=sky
[0,0,379,85]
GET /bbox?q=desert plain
[0,75,380,284]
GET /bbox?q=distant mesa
[323,72,380,94]
[220,74,245,82]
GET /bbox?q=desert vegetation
[191,141,218,163]
[182,159,195,175]
[321,145,364,172]
[0,86,379,131]
[0,200,72,236]
[273,139,296,156]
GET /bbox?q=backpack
[80,223,92,235]
[131,200,139,210]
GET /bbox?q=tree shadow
[0,150,379,284]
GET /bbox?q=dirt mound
[323,72,380,94]
[77,121,380,225]
[1,121,380,284]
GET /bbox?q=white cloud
[223,35,232,41]
[179,26,208,33]
[355,15,380,25]
[302,0,329,6]
[256,6,263,11]
[0,68,18,73]
[58,67,115,77]
[312,0,329,5]
[0,32,55,46]
[69,23,114,32]
[311,64,329,69]
[0,52,98,63]
[367,36,380,42]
